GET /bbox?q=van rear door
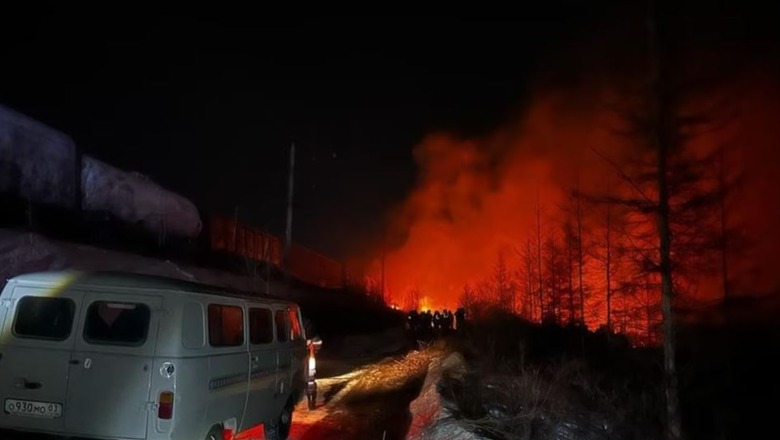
[0,286,82,434]
[242,306,277,429]
[273,308,293,404]
[64,292,162,440]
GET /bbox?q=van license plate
[4,399,62,418]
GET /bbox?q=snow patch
[0,229,277,295]
[406,352,487,440]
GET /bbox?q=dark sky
[1,2,777,260]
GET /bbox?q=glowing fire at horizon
[371,77,780,341]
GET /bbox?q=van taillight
[308,353,316,378]
[158,391,174,419]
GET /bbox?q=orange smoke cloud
[377,73,780,321]
[382,92,621,309]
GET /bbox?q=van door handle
[24,381,42,390]
[69,359,80,365]
[14,379,42,390]
[251,355,260,362]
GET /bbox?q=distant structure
[0,105,79,210]
[209,215,352,289]
[0,104,365,291]
[0,104,202,239]
[81,156,202,238]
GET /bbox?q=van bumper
[0,426,146,440]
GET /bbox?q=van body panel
[275,306,307,404]
[0,285,83,434]
[205,352,249,432]
[290,306,308,396]
[64,292,162,439]
[273,308,292,411]
[203,299,250,433]
[242,304,278,428]
[147,356,206,440]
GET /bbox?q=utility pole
[284,142,295,276]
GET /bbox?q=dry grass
[331,342,446,405]
[441,313,664,440]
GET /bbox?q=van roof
[6,271,295,305]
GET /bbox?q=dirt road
[242,347,438,440]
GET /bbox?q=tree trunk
[537,191,544,322]
[549,237,559,323]
[719,143,729,303]
[657,144,683,440]
[606,178,613,332]
[568,221,575,324]
[576,190,585,325]
[525,239,534,320]
[647,2,683,438]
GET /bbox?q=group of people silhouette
[405,307,467,337]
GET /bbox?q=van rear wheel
[265,401,293,440]
[205,425,224,440]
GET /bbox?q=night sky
[2,2,777,260]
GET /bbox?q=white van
[0,271,309,440]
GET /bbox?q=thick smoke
[372,3,780,317]
[379,72,780,314]
[382,91,623,309]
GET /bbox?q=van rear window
[84,301,151,346]
[14,297,75,340]
[275,310,289,342]
[288,307,304,341]
[249,308,274,344]
[208,304,244,347]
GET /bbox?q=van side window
[249,308,273,344]
[275,310,289,342]
[288,307,303,341]
[84,301,151,346]
[13,297,75,341]
[208,304,244,347]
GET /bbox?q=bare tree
[404,286,422,311]
[605,181,613,331]
[492,253,516,313]
[536,191,544,322]
[459,284,477,316]
[583,2,741,436]
[575,188,586,325]
[716,142,745,306]
[565,220,577,324]
[544,232,569,324]
[605,1,712,436]
[459,280,495,319]
[515,238,537,320]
